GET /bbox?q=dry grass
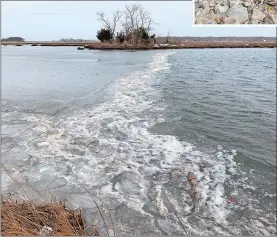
[1,199,99,236]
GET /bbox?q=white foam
[264,192,276,198]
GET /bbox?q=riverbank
[1,41,276,49]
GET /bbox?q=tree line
[96,4,156,45]
[2,37,25,42]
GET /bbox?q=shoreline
[1,41,276,49]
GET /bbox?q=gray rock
[229,0,241,7]
[200,0,210,8]
[196,10,204,17]
[235,0,243,6]
[201,7,212,15]
[209,1,216,7]
[215,4,229,13]
[226,5,249,23]
[224,16,241,23]
[267,14,277,24]
[263,16,275,24]
[251,8,267,21]
[242,2,251,7]
[195,13,217,24]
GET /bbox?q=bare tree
[111,11,123,36]
[97,12,111,30]
[121,4,155,45]
[96,4,156,45]
[97,10,123,38]
[166,29,171,44]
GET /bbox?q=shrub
[96,28,113,42]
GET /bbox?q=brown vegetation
[1,199,99,236]
[85,41,276,50]
[1,40,276,49]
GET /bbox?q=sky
[1,1,276,41]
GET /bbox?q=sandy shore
[1,41,276,49]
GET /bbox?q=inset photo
[194,0,277,25]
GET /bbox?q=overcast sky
[1,1,276,41]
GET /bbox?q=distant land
[1,36,276,43]
[157,36,276,42]
[1,36,276,50]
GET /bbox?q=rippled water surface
[2,46,276,235]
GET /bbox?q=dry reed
[1,199,99,236]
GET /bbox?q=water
[2,46,276,235]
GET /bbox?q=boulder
[251,8,267,21]
[263,16,274,24]
[226,5,249,23]
[224,16,241,23]
[215,4,229,13]
[242,2,251,7]
[229,0,242,7]
[195,13,217,24]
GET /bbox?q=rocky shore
[195,0,277,24]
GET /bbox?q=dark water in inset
[2,46,276,235]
